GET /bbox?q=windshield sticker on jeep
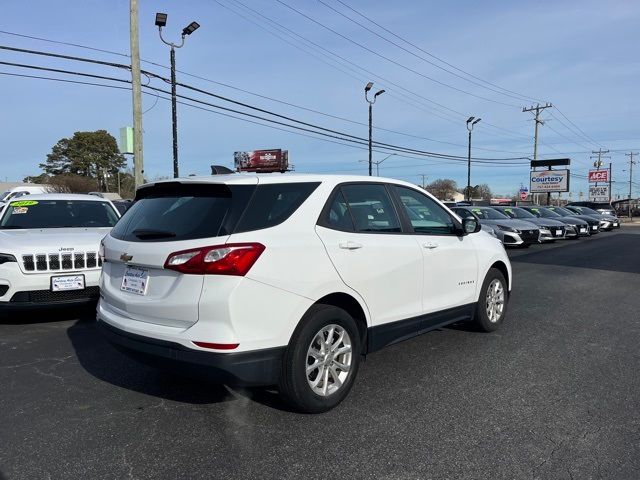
[504,208,513,214]
[531,208,539,213]
[10,200,38,207]
[12,207,28,214]
[471,208,482,214]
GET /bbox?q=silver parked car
[452,206,539,247]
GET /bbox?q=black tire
[473,268,508,332]
[279,304,361,413]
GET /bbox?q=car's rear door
[315,183,423,335]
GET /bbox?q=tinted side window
[341,184,401,233]
[324,190,355,232]
[394,186,456,235]
[235,182,320,233]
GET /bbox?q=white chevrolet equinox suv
[98,175,511,412]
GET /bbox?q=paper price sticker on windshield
[12,207,28,214]
[10,200,39,207]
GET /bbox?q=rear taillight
[164,243,265,276]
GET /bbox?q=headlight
[0,253,17,265]
[497,224,520,233]
[540,228,551,234]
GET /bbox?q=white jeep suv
[0,194,120,310]
[98,175,511,412]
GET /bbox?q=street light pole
[364,82,385,177]
[465,116,481,201]
[155,13,200,179]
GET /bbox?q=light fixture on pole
[156,12,200,178]
[358,153,396,176]
[465,116,481,201]
[365,82,385,176]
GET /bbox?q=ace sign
[588,169,609,183]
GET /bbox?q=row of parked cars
[444,202,620,247]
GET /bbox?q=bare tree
[425,178,459,200]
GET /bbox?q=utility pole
[590,149,610,187]
[523,103,552,204]
[625,152,637,219]
[418,174,428,189]
[608,162,612,203]
[130,0,144,189]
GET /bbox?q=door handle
[339,241,363,250]
[422,242,439,249]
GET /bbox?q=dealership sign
[529,169,570,193]
[589,185,610,202]
[588,169,609,183]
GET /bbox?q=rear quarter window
[234,182,320,233]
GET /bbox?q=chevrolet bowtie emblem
[120,253,133,262]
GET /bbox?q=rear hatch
[101,180,257,328]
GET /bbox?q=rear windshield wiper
[132,228,177,239]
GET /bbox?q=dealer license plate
[51,275,85,292]
[121,266,149,296]
[555,229,562,236]
[592,226,597,230]
[580,228,586,233]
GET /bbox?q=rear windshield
[0,200,119,229]
[110,181,319,242]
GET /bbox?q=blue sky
[1,0,639,198]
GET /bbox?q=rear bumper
[97,319,284,386]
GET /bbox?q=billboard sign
[234,149,289,172]
[588,185,610,202]
[588,169,609,183]
[530,169,570,193]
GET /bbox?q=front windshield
[546,206,571,216]
[0,200,119,229]
[570,206,600,215]
[500,207,535,219]
[529,207,560,218]
[469,207,509,220]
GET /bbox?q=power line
[274,0,520,107]
[0,27,535,150]
[330,0,546,105]
[316,0,538,104]
[0,56,529,164]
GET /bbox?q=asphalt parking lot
[1,228,639,480]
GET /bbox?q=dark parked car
[565,206,619,230]
[521,206,589,238]
[567,201,616,216]
[545,206,600,234]
[111,200,134,216]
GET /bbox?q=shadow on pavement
[66,317,294,411]
[510,233,640,274]
[0,304,97,325]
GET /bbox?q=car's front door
[315,183,424,335]
[391,186,479,319]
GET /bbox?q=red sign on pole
[520,191,528,200]
[588,169,609,183]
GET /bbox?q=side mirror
[462,216,481,235]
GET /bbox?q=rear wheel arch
[299,292,369,354]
